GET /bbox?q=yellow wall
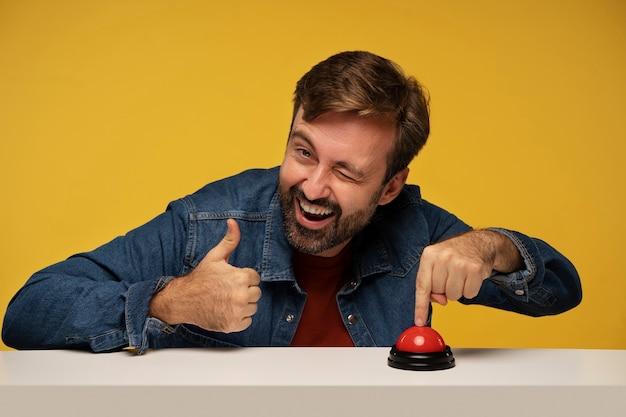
[1,0,624,350]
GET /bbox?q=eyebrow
[290,130,367,180]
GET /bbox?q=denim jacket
[2,167,582,353]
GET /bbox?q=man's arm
[2,201,189,352]
[414,228,581,325]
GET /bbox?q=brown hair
[293,51,430,183]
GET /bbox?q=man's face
[279,108,402,257]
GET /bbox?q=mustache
[290,186,341,214]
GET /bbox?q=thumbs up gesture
[149,219,262,333]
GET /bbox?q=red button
[395,326,446,353]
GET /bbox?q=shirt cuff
[125,276,175,354]
[484,228,544,302]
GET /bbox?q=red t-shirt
[290,244,355,347]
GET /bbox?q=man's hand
[149,219,262,333]
[414,230,523,326]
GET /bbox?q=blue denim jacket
[2,167,582,353]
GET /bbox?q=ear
[377,168,409,206]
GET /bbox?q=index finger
[414,259,433,326]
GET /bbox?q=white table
[1,348,625,416]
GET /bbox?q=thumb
[430,294,448,306]
[206,219,241,262]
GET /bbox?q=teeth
[299,200,333,216]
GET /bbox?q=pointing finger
[414,258,433,326]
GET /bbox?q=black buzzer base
[387,345,455,371]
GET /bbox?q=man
[2,51,582,353]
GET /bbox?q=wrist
[149,277,183,325]
[481,229,523,273]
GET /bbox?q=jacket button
[347,314,357,325]
[286,314,295,323]
[514,289,525,296]
[349,280,358,288]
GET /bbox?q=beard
[279,183,383,255]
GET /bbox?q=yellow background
[1,0,624,350]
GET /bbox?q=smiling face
[278,108,408,257]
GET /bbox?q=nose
[301,165,332,201]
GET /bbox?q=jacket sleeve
[459,228,582,316]
[1,199,190,352]
[421,199,582,317]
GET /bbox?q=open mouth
[298,198,335,222]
